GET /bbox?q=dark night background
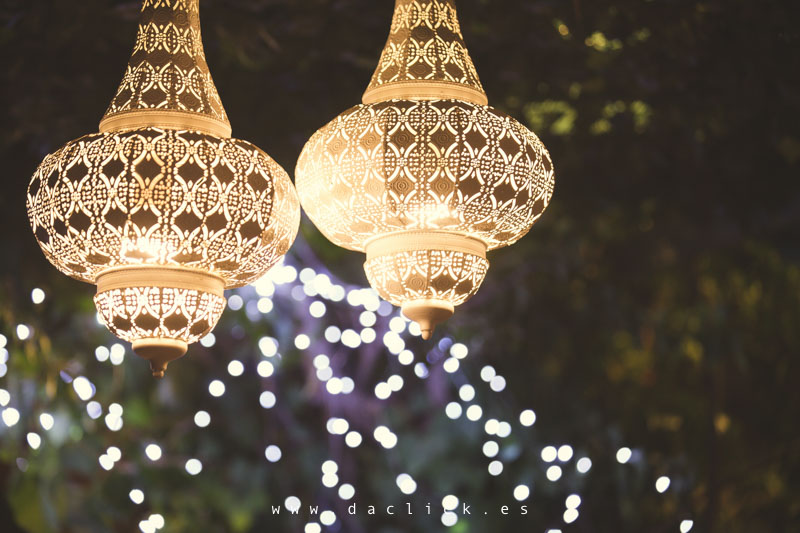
[1,0,799,531]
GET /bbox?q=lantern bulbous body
[296,0,554,338]
[26,0,300,375]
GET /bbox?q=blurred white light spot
[558,445,574,462]
[257,297,273,314]
[380,432,398,449]
[655,476,671,493]
[680,520,694,532]
[576,457,592,473]
[441,511,458,527]
[414,362,428,378]
[0,335,5,349]
[259,337,279,357]
[87,401,103,419]
[566,494,581,509]
[259,391,276,409]
[313,354,330,369]
[324,326,341,343]
[341,329,361,348]
[106,446,121,462]
[396,473,417,494]
[484,419,499,435]
[110,343,125,365]
[326,378,343,395]
[31,288,46,304]
[541,446,558,462]
[442,494,459,511]
[309,301,327,318]
[520,409,537,427]
[443,357,459,373]
[257,360,275,378]
[16,324,31,340]
[488,460,503,476]
[27,432,41,450]
[490,375,507,392]
[208,380,225,397]
[331,418,349,435]
[387,375,404,391]
[321,473,339,488]
[145,444,162,461]
[466,405,483,421]
[322,460,338,475]
[359,310,377,327]
[99,454,114,470]
[445,402,462,419]
[0,389,8,407]
[320,510,336,526]
[72,376,95,401]
[375,382,391,400]
[546,465,563,481]
[563,508,579,524]
[4,407,21,427]
[129,489,144,504]
[285,496,301,512]
[450,343,468,359]
[616,447,632,464]
[185,458,203,475]
[149,514,165,529]
[95,346,110,362]
[459,385,475,402]
[338,483,355,500]
[199,333,216,347]
[340,377,355,394]
[294,334,311,350]
[483,440,499,458]
[316,366,333,382]
[360,327,376,343]
[398,350,414,365]
[227,294,243,310]
[265,445,282,462]
[514,484,530,501]
[345,431,362,448]
[105,413,123,431]
[389,317,406,333]
[39,412,54,431]
[139,520,155,533]
[305,524,321,533]
[408,321,422,336]
[194,410,210,427]
[110,402,123,416]
[227,360,244,377]
[496,421,512,438]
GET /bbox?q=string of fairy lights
[0,259,694,533]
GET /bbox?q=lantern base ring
[364,230,487,259]
[95,265,226,297]
[99,109,232,138]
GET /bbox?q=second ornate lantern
[296,0,555,338]
[26,0,300,376]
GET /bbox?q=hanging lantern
[296,0,554,339]
[27,0,300,376]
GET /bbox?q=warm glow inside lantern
[296,0,555,338]
[27,0,300,376]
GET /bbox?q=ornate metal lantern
[27,0,300,376]
[296,0,555,338]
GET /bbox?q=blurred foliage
[0,0,799,532]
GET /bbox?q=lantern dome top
[99,0,231,137]
[363,0,487,106]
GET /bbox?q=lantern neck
[99,0,232,137]
[362,0,487,106]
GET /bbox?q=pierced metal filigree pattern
[366,0,484,99]
[365,249,488,306]
[94,286,225,343]
[27,128,300,288]
[103,0,227,125]
[296,99,554,251]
